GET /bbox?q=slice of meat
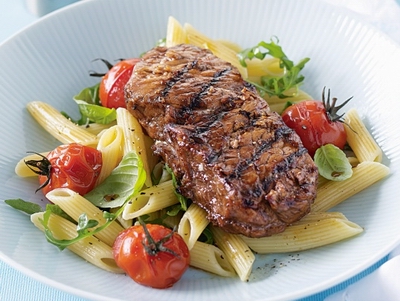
[125,44,318,237]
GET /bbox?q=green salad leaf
[237,38,309,98]
[314,144,353,181]
[84,151,146,208]
[164,164,188,212]
[69,83,116,125]
[4,199,43,215]
[40,203,123,250]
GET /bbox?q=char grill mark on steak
[177,68,233,121]
[125,44,319,238]
[160,60,198,98]
[227,126,306,180]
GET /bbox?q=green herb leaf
[314,144,353,181]
[198,226,214,245]
[4,199,43,215]
[71,83,116,125]
[74,99,116,125]
[45,203,76,223]
[165,164,188,212]
[84,151,146,208]
[77,213,99,234]
[40,203,126,250]
[237,38,309,98]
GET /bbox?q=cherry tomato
[281,89,351,157]
[113,222,190,289]
[99,58,140,109]
[25,143,102,196]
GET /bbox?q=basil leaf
[74,99,116,124]
[84,151,146,208]
[72,83,116,125]
[314,144,353,181]
[4,199,43,215]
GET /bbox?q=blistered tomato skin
[113,223,190,289]
[281,100,347,157]
[37,143,102,196]
[99,58,140,109]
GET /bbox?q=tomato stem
[138,217,180,258]
[322,86,353,123]
[24,151,52,193]
[89,58,124,77]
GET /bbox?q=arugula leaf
[77,213,99,233]
[4,199,76,224]
[4,199,43,215]
[84,151,146,208]
[314,144,353,181]
[237,38,310,98]
[40,204,125,250]
[70,83,116,125]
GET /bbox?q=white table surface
[1,0,399,300]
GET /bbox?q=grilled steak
[125,44,318,237]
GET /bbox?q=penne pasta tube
[27,101,98,146]
[15,151,49,177]
[31,212,123,274]
[116,108,154,187]
[46,188,124,247]
[210,226,255,282]
[184,23,248,78]
[241,212,363,253]
[122,180,178,220]
[166,16,187,47]
[190,241,236,278]
[245,57,283,79]
[95,125,124,184]
[79,121,116,136]
[344,108,382,163]
[312,161,390,212]
[178,203,209,250]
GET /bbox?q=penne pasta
[183,23,248,78]
[79,121,116,136]
[210,226,255,282]
[312,161,390,212]
[166,16,187,47]
[27,101,98,146]
[31,212,123,274]
[46,188,124,247]
[122,180,178,220]
[95,125,124,184]
[190,241,236,277]
[116,108,154,188]
[241,212,363,253]
[178,203,209,250]
[344,108,382,163]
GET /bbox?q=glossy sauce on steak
[125,44,318,237]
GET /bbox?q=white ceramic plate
[1,0,400,300]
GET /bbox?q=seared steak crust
[125,44,318,237]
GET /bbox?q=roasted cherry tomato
[113,221,190,289]
[25,143,102,196]
[281,88,352,157]
[99,58,140,109]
